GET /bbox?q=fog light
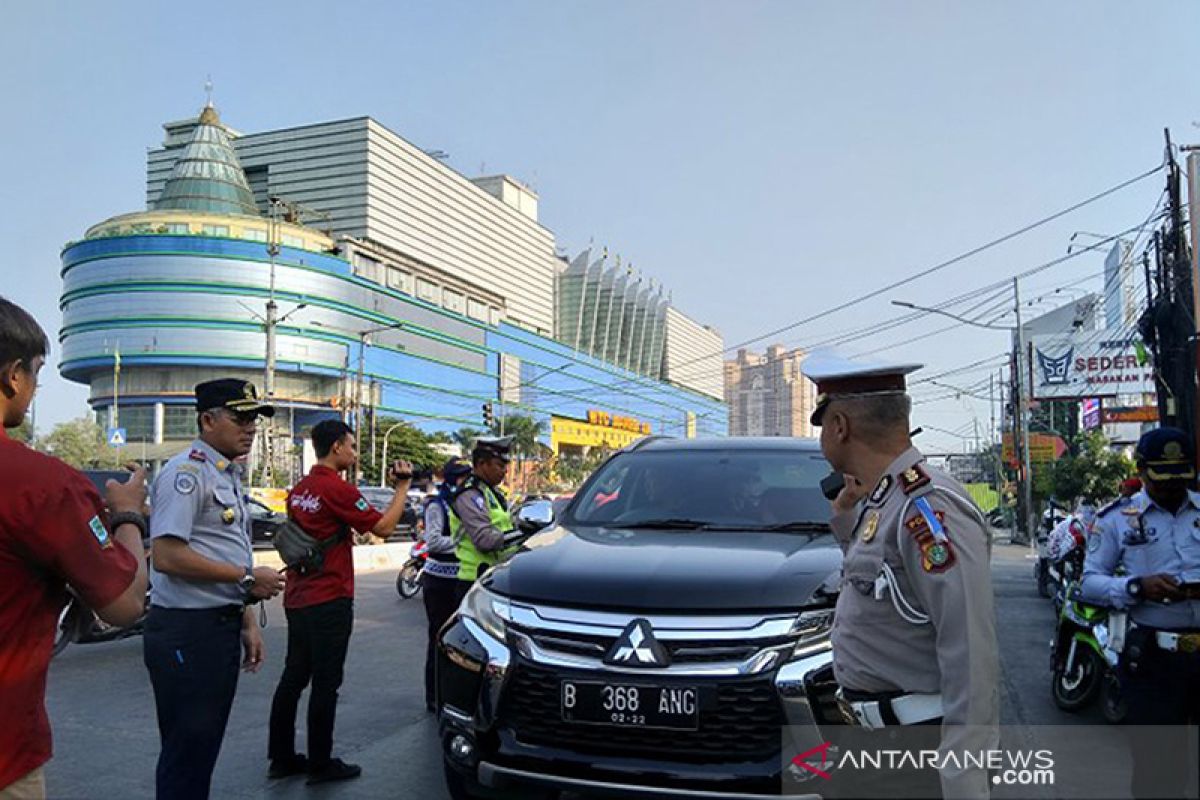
[449,734,475,761]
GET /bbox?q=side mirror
[516,499,555,534]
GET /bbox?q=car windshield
[568,448,832,530]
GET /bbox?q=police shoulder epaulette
[188,449,207,463]
[899,463,932,495]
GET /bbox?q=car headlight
[461,582,510,641]
[790,607,835,659]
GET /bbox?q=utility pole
[1185,145,1200,466]
[355,331,367,485]
[262,197,281,488]
[1013,277,1034,546]
[113,346,121,466]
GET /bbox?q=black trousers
[143,605,243,800]
[268,597,353,769]
[422,572,462,708]
[1122,629,1200,799]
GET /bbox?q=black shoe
[268,754,308,779]
[306,758,362,785]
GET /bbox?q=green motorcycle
[1050,582,1127,723]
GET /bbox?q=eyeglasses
[220,409,260,427]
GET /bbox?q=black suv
[437,437,842,799]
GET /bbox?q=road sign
[106,427,127,447]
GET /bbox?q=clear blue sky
[3,1,1198,452]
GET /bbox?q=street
[42,541,1119,800]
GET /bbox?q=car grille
[522,628,774,666]
[503,663,785,762]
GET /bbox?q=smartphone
[820,472,845,502]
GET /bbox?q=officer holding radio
[145,379,285,800]
[1082,426,1200,799]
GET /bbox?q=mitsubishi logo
[605,619,670,667]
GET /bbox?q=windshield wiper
[608,518,713,530]
[748,521,832,532]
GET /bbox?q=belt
[1154,631,1200,653]
[423,560,460,579]
[836,688,944,729]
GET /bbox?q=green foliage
[1033,430,1133,506]
[451,427,487,456]
[491,414,549,459]
[38,418,116,469]
[361,418,442,485]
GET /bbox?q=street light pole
[379,419,407,487]
[355,331,367,485]
[263,198,281,488]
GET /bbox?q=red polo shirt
[0,428,138,789]
[284,465,383,609]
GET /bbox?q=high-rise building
[723,346,816,437]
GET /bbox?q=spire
[155,104,259,217]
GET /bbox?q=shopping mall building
[58,104,726,472]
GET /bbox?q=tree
[1033,430,1133,508]
[451,427,486,456]
[492,414,548,460]
[362,418,442,485]
[39,418,113,469]
[9,419,33,444]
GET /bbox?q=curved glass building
[60,104,727,474]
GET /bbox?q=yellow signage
[552,415,647,452]
[587,409,652,435]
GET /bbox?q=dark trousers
[422,572,462,708]
[268,598,353,769]
[1122,630,1200,799]
[143,605,243,800]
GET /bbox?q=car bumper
[437,614,838,798]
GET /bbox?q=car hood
[484,525,842,612]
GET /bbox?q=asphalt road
[41,540,1120,800]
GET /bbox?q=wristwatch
[108,511,147,538]
[238,567,256,595]
[1126,577,1143,600]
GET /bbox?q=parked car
[356,486,421,542]
[436,436,842,799]
[247,496,285,549]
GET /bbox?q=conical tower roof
[155,104,259,216]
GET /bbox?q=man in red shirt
[267,419,413,784]
[0,298,149,799]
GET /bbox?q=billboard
[1101,406,1158,424]
[1002,433,1067,466]
[1081,398,1102,430]
[1028,329,1154,400]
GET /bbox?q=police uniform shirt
[830,446,1000,724]
[149,438,253,608]
[1081,489,1200,630]
[451,479,509,552]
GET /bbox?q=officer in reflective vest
[449,436,517,601]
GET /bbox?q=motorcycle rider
[1081,427,1200,798]
[420,457,473,712]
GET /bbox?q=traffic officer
[145,379,286,800]
[1081,427,1200,799]
[803,355,999,800]
[449,436,518,602]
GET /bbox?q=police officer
[421,457,473,711]
[1081,427,1200,799]
[802,356,999,800]
[450,436,517,602]
[145,379,286,800]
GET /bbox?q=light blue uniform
[149,438,253,608]
[1080,489,1200,629]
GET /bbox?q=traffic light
[482,402,494,428]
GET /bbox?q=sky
[3,0,1198,453]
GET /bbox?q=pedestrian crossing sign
[106,427,127,447]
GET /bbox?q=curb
[252,542,411,574]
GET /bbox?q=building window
[201,224,230,237]
[489,307,502,326]
[352,252,381,282]
[417,278,438,302]
[281,233,304,249]
[165,222,190,234]
[467,299,488,322]
[386,267,413,294]
[163,406,197,440]
[116,406,155,442]
[442,289,464,314]
[242,228,267,242]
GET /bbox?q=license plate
[560,680,699,730]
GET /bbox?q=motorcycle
[1034,506,1070,599]
[1049,581,1127,723]
[53,583,150,658]
[396,540,427,599]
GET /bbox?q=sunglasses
[218,409,260,426]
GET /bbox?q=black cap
[442,457,473,482]
[195,379,275,418]
[1135,426,1195,481]
[472,435,513,463]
